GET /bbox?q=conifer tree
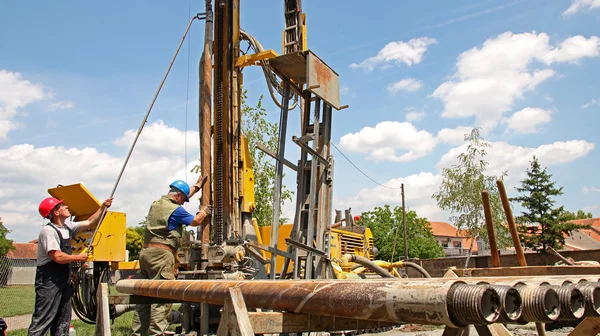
[511,156,580,251]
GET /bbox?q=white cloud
[388,78,423,93]
[350,37,437,71]
[583,186,600,193]
[564,0,600,15]
[0,121,203,242]
[339,139,595,221]
[336,172,444,220]
[581,98,599,109]
[338,121,436,162]
[437,140,595,179]
[436,126,473,145]
[0,70,49,139]
[47,101,75,111]
[504,107,552,133]
[431,32,600,132]
[406,111,426,122]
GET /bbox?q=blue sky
[1,0,599,243]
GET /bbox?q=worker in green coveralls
[131,176,211,336]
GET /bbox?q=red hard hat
[39,197,63,218]
[353,215,361,222]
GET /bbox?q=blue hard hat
[169,180,190,201]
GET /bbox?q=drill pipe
[515,284,560,323]
[115,279,500,327]
[488,285,523,323]
[550,285,585,320]
[574,281,600,317]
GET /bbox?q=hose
[341,254,394,278]
[402,261,431,278]
[240,29,299,110]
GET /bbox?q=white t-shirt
[37,222,82,266]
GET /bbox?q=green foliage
[559,209,594,222]
[432,128,511,248]
[241,90,293,226]
[0,220,15,257]
[511,156,584,251]
[359,205,444,260]
[125,218,146,260]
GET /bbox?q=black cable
[330,138,403,190]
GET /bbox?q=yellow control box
[48,183,127,262]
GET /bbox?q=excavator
[47,0,399,332]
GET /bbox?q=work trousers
[28,262,73,336]
[131,247,175,336]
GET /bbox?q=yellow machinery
[257,223,377,275]
[48,183,127,262]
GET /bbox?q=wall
[407,249,600,278]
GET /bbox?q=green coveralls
[131,195,184,336]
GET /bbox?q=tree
[511,156,583,251]
[126,218,146,260]
[241,90,293,226]
[359,206,444,260]
[0,219,15,258]
[432,128,510,261]
[559,209,594,222]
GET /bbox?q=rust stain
[312,56,332,100]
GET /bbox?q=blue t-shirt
[167,206,195,231]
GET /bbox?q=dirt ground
[360,324,574,336]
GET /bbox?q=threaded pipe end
[447,283,500,326]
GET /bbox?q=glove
[199,205,212,217]
[195,175,207,189]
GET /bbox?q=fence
[0,256,37,331]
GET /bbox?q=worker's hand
[195,175,208,189]
[199,205,212,217]
[101,198,114,208]
[75,253,89,262]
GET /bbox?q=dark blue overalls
[28,224,74,336]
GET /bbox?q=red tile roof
[429,221,458,237]
[6,242,37,259]
[429,221,478,252]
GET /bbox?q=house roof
[429,221,478,252]
[6,242,38,259]
[429,221,458,237]
[571,218,600,244]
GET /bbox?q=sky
[1,0,599,243]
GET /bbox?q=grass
[0,286,35,317]
[10,311,136,336]
[10,308,181,336]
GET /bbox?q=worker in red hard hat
[132,175,210,336]
[28,195,113,336]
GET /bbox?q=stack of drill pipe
[573,280,600,317]
[115,279,501,327]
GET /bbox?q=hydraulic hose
[341,254,394,278]
[402,261,431,278]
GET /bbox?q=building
[1,240,38,286]
[428,221,477,256]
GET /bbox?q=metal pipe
[489,285,523,323]
[574,281,600,317]
[550,285,585,320]
[515,284,560,323]
[115,279,500,327]
[447,283,501,325]
[482,190,500,267]
[496,180,527,267]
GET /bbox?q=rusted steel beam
[115,279,499,327]
[482,190,500,268]
[496,180,527,267]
